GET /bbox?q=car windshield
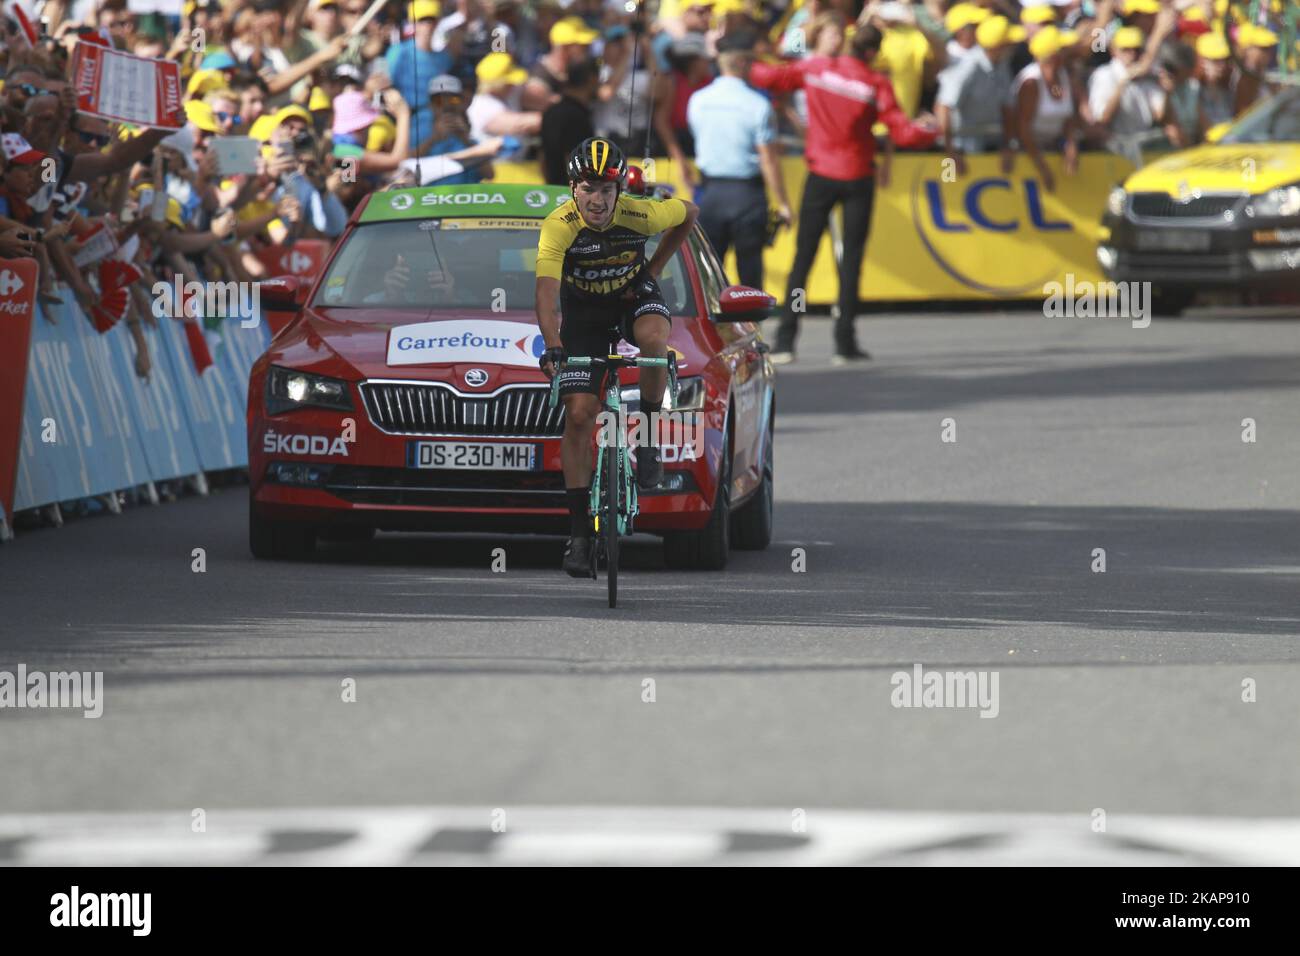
[1220,88,1300,144]
[313,219,697,314]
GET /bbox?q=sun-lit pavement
[2,310,1298,862]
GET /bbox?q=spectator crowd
[0,0,1295,377]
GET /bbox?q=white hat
[161,125,199,172]
[876,1,911,20]
[427,74,463,96]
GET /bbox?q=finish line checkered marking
[2,808,1299,865]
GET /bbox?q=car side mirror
[262,275,309,309]
[715,284,775,323]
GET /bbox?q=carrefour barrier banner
[112,316,204,484]
[150,311,270,473]
[13,301,272,516]
[15,299,153,509]
[491,152,1134,302]
[0,258,38,531]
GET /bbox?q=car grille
[1129,193,1241,220]
[360,381,565,437]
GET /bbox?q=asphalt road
[3,308,1299,863]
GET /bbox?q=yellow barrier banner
[490,150,1134,302]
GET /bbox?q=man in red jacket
[749,21,937,364]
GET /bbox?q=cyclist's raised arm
[644,198,699,280]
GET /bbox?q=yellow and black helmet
[567,137,627,189]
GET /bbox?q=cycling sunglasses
[215,111,242,126]
[13,82,41,97]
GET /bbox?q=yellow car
[1098,87,1300,315]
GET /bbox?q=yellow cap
[1242,24,1278,48]
[309,86,331,111]
[975,15,1012,48]
[132,185,186,228]
[713,0,751,15]
[1182,6,1206,22]
[947,2,990,33]
[408,0,441,20]
[165,196,185,229]
[476,51,528,86]
[249,114,279,142]
[1020,5,1056,26]
[1123,0,1160,13]
[549,16,598,46]
[1029,24,1067,60]
[186,68,226,97]
[1009,24,1027,42]
[366,114,396,151]
[1112,26,1144,50]
[1196,32,1230,59]
[184,99,220,133]
[274,104,313,128]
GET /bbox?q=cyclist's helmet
[567,137,627,190]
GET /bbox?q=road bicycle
[548,353,677,608]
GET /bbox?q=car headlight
[1244,183,1300,219]
[266,366,353,416]
[1106,187,1127,217]
[619,376,706,411]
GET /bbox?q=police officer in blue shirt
[686,30,792,290]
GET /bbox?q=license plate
[1135,231,1211,252]
[408,441,540,470]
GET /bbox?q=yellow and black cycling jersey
[535,193,688,299]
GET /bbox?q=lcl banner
[0,258,38,538]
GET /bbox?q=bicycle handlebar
[547,354,679,410]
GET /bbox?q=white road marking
[1,807,1298,865]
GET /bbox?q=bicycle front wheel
[605,445,620,608]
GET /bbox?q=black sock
[566,486,591,538]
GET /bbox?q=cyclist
[535,137,699,577]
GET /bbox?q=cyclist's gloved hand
[540,346,566,380]
[620,264,656,299]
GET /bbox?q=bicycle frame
[547,354,679,537]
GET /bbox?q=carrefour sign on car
[387,319,546,367]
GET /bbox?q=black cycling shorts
[556,275,670,398]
